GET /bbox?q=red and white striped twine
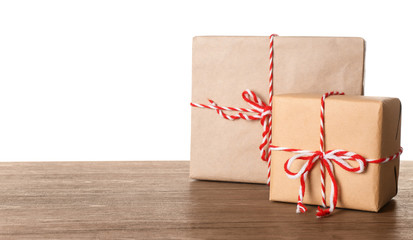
[319,91,344,207]
[269,91,403,217]
[191,34,278,185]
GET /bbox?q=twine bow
[269,91,403,217]
[280,148,367,217]
[191,34,277,185]
[191,89,272,164]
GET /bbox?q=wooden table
[0,161,412,239]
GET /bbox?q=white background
[0,0,411,161]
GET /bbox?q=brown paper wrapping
[190,36,365,184]
[270,94,401,212]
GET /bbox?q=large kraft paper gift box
[270,93,401,213]
[190,36,365,184]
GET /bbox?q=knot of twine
[269,91,403,217]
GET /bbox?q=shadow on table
[182,180,401,239]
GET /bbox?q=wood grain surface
[0,161,412,239]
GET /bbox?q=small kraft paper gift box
[270,92,402,217]
[190,36,365,184]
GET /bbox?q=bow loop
[284,151,319,179]
[242,89,267,111]
[324,150,367,173]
